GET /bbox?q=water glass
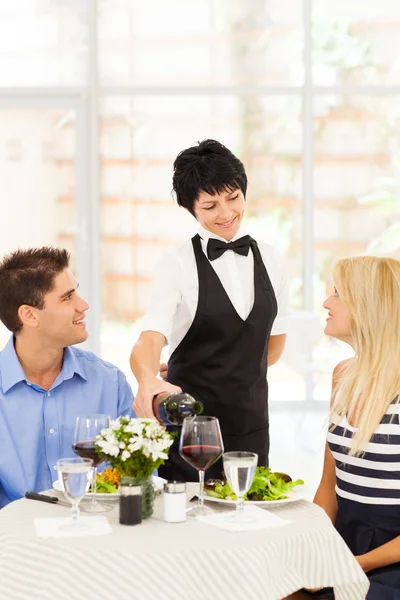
[223,451,258,520]
[57,457,93,531]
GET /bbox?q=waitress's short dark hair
[172,139,248,216]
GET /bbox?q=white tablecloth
[0,485,369,600]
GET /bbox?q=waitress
[130,139,289,481]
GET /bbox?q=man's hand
[133,366,181,419]
[159,363,168,381]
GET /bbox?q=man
[130,139,289,481]
[0,247,133,508]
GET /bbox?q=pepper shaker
[119,477,142,525]
[163,481,187,523]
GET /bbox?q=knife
[25,491,70,507]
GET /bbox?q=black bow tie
[207,235,252,261]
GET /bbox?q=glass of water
[56,457,93,532]
[223,451,258,520]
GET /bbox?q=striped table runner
[0,486,369,600]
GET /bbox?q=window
[2,0,400,402]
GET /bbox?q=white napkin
[196,505,290,532]
[34,516,112,539]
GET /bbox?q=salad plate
[53,474,166,499]
[204,490,301,507]
[203,466,304,506]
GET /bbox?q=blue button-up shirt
[0,336,134,508]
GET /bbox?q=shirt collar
[198,223,248,244]
[0,336,27,393]
[60,346,88,384]
[0,336,87,394]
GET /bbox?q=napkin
[196,505,290,532]
[34,516,112,539]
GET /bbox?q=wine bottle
[153,391,204,426]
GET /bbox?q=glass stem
[236,495,245,513]
[198,469,205,509]
[92,466,97,508]
[71,502,79,522]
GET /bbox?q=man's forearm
[358,535,400,572]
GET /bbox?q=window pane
[0,107,77,344]
[0,1,89,86]
[312,95,400,400]
[99,95,304,400]
[98,0,303,86]
[313,0,400,85]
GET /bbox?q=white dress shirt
[141,224,290,355]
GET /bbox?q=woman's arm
[357,537,400,572]
[130,331,181,418]
[313,362,349,523]
[313,442,338,524]
[267,334,286,366]
[130,251,184,417]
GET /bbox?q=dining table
[0,484,369,600]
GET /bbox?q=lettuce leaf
[205,466,304,502]
[92,479,118,494]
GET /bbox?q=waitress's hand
[133,366,181,419]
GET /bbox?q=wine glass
[57,457,93,532]
[223,451,258,521]
[179,415,224,516]
[73,414,111,513]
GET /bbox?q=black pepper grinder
[119,477,142,526]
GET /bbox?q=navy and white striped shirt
[327,403,400,505]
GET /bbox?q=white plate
[53,475,166,499]
[204,490,302,507]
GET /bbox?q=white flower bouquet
[95,415,174,480]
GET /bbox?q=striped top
[327,403,400,505]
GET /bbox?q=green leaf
[204,467,304,502]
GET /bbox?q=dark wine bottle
[153,391,204,426]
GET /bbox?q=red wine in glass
[179,416,224,515]
[180,445,223,471]
[72,441,105,468]
[73,414,111,513]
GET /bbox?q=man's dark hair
[172,139,248,216]
[0,247,70,333]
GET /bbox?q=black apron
[158,234,277,482]
[302,497,400,599]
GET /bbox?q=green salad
[205,466,304,502]
[89,468,120,494]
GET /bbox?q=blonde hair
[330,256,400,454]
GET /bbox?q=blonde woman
[291,256,400,600]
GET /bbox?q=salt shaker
[119,477,142,526]
[163,481,187,523]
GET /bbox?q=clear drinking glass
[57,457,93,532]
[223,451,258,521]
[73,414,111,513]
[179,415,224,516]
